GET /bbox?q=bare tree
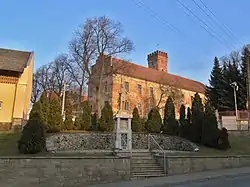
[51,54,73,95]
[31,72,42,103]
[69,16,134,117]
[67,19,97,106]
[31,54,74,103]
[156,84,184,109]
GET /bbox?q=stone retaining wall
[0,156,130,187]
[46,133,198,152]
[155,155,250,175]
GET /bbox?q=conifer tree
[91,113,98,130]
[29,101,42,121]
[191,93,204,143]
[201,101,219,147]
[221,60,242,111]
[47,97,62,133]
[187,107,192,124]
[179,104,186,125]
[62,101,74,130]
[39,92,49,128]
[80,101,92,130]
[239,47,250,110]
[163,96,178,135]
[98,101,114,131]
[146,107,162,133]
[132,107,142,132]
[206,57,224,110]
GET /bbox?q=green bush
[163,96,178,135]
[18,119,46,154]
[29,101,42,120]
[39,92,49,127]
[218,128,231,150]
[80,101,92,130]
[98,101,114,131]
[187,107,192,124]
[47,97,62,133]
[179,104,185,125]
[191,93,204,143]
[132,107,143,132]
[146,107,162,133]
[201,101,219,148]
[62,101,74,130]
[91,113,98,130]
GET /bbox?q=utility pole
[61,82,66,120]
[247,48,250,130]
[231,82,238,120]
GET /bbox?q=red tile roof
[111,58,205,94]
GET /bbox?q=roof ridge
[0,47,32,54]
[112,57,205,86]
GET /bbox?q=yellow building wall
[0,83,16,123]
[13,53,34,120]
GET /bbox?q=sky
[0,0,250,85]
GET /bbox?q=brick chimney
[147,50,168,72]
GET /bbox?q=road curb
[150,171,250,187]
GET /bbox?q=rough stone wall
[46,133,115,151]
[112,74,205,119]
[0,157,130,187]
[165,156,250,175]
[46,133,198,152]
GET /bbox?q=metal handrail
[148,134,167,175]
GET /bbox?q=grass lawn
[0,132,21,156]
[1,132,250,156]
[168,135,250,156]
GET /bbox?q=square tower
[147,50,168,72]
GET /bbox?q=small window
[124,101,129,111]
[124,82,129,92]
[150,87,154,97]
[0,101,2,110]
[138,84,142,94]
[122,101,125,110]
[138,103,142,115]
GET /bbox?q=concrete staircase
[131,150,166,180]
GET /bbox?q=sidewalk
[88,167,250,187]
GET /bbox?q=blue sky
[0,0,249,85]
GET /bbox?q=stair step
[132,157,153,159]
[132,160,157,164]
[132,164,161,167]
[132,169,164,172]
[132,173,166,177]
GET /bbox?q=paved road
[172,174,250,187]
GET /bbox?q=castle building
[88,50,205,118]
[0,48,34,130]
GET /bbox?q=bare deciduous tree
[68,16,134,117]
[31,72,42,103]
[156,84,184,109]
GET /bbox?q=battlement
[147,50,168,72]
[147,50,168,58]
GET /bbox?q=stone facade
[0,157,130,187]
[88,50,206,119]
[46,133,198,152]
